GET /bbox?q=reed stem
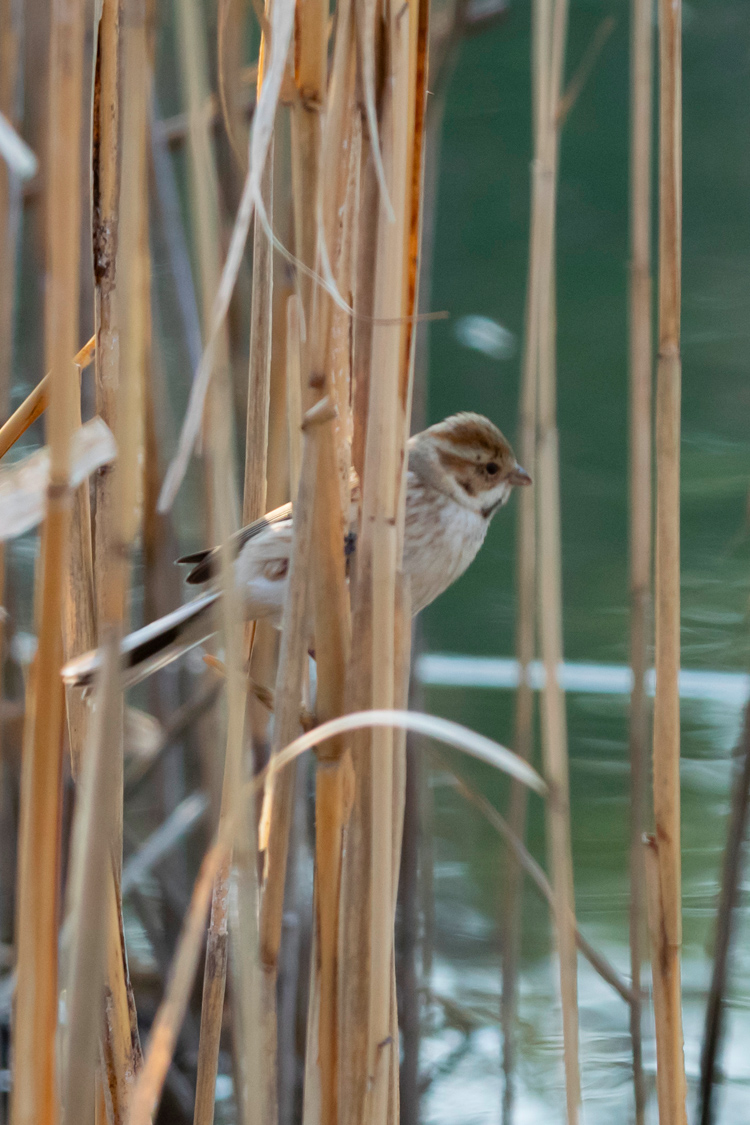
[527,1,581,1120]
[502,3,543,1113]
[627,0,653,1118]
[650,0,687,1120]
[11,0,85,1113]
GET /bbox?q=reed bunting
[62,413,530,688]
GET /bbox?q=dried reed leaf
[268,710,546,794]
[0,418,116,540]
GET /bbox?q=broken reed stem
[11,0,85,1113]
[529,0,581,1121]
[628,0,653,1118]
[0,335,95,460]
[650,0,687,1121]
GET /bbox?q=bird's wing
[177,501,294,585]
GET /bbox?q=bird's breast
[403,483,488,614]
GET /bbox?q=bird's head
[408,412,531,518]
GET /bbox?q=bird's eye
[486,461,499,476]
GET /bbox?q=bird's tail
[61,592,220,690]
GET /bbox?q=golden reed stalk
[648,0,687,1121]
[11,0,85,1114]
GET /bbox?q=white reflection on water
[416,654,750,708]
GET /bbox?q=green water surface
[420,1,750,1121]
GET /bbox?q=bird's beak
[508,463,532,487]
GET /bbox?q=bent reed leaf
[0,418,117,540]
[266,710,547,795]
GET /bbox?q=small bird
[62,413,530,688]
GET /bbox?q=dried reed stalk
[301,12,359,1123]
[193,78,274,1125]
[131,703,544,1125]
[525,0,581,1120]
[289,0,327,362]
[338,0,428,1120]
[627,0,653,1118]
[93,0,122,626]
[644,836,685,1125]
[11,0,85,1113]
[211,302,260,1125]
[501,3,544,1112]
[175,0,255,1113]
[0,0,21,975]
[650,0,687,1119]
[93,0,154,1112]
[61,634,121,1125]
[90,8,137,1110]
[260,402,332,1125]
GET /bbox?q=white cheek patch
[480,482,511,518]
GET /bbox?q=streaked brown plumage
[62,413,530,688]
